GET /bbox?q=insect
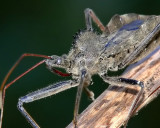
[1,8,160,128]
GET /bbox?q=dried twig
[67,46,160,128]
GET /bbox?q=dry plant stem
[67,47,160,128]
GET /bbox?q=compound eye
[50,55,62,65]
[57,58,61,65]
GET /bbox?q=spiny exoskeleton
[1,8,160,128]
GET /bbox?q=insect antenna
[0,53,51,128]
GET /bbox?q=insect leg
[1,53,50,110]
[73,69,87,128]
[100,75,144,128]
[84,87,95,101]
[1,58,48,128]
[84,8,105,32]
[17,80,79,128]
[119,23,160,68]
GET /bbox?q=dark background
[1,0,160,128]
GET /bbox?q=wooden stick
[66,46,160,128]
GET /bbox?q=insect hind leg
[100,74,144,128]
[118,78,144,128]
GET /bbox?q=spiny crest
[72,28,100,48]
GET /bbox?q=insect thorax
[67,30,106,75]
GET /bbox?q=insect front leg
[17,80,79,128]
[73,69,87,128]
[100,74,144,128]
[1,55,49,128]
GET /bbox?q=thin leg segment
[1,58,48,128]
[84,87,95,101]
[73,69,87,128]
[100,75,144,128]
[84,8,105,32]
[17,80,79,128]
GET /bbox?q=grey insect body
[46,11,160,127]
[54,13,160,79]
[101,15,160,71]
[4,8,160,128]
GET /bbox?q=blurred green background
[1,0,160,128]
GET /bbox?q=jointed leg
[84,8,105,32]
[100,74,144,128]
[73,69,87,128]
[17,80,79,128]
[2,60,46,104]
[1,53,50,108]
[84,87,95,101]
[1,53,50,128]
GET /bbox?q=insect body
[1,8,160,128]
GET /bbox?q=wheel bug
[1,8,160,128]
